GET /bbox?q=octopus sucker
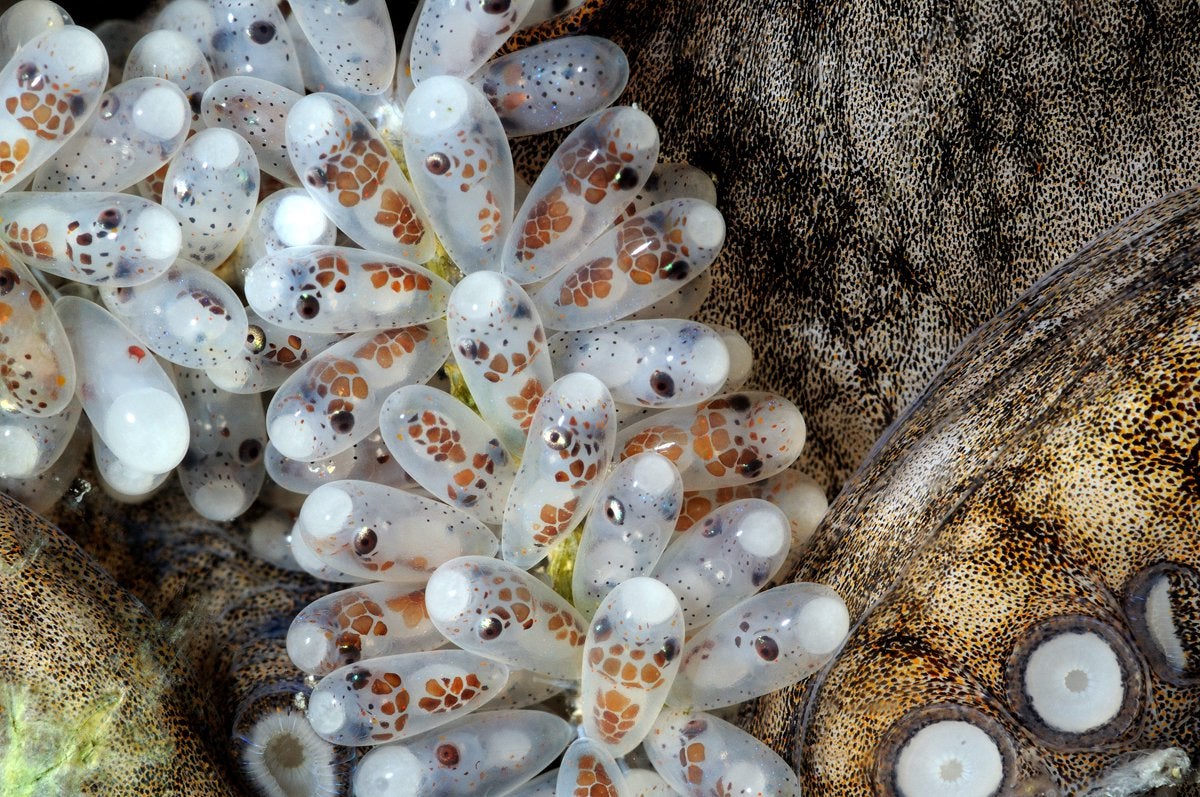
[747,186,1200,794]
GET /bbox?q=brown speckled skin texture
[0,492,239,795]
[1,0,1199,794]
[749,186,1200,794]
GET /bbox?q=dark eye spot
[237,438,263,464]
[211,29,234,51]
[436,743,460,766]
[482,0,511,11]
[114,286,135,303]
[306,166,328,188]
[701,518,722,537]
[662,259,690,280]
[99,95,119,119]
[739,458,763,479]
[296,295,320,319]
[188,92,203,115]
[425,153,450,175]
[753,635,779,661]
[331,410,355,434]
[346,667,370,689]
[349,122,370,141]
[16,63,43,90]
[750,562,771,587]
[248,20,276,44]
[612,165,639,188]
[98,209,121,229]
[246,324,266,353]
[604,497,625,525]
[0,267,19,295]
[353,528,377,556]
[542,427,573,451]
[478,617,503,640]
[68,94,87,116]
[659,637,679,662]
[650,370,675,397]
[728,394,751,412]
[335,632,361,664]
[592,615,613,642]
[682,718,708,739]
[457,338,479,359]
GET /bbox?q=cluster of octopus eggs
[0,0,1042,795]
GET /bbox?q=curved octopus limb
[750,186,1200,794]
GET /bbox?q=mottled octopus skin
[1,1,1199,796]
[0,492,240,795]
[751,186,1200,793]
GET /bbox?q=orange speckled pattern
[417,673,484,714]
